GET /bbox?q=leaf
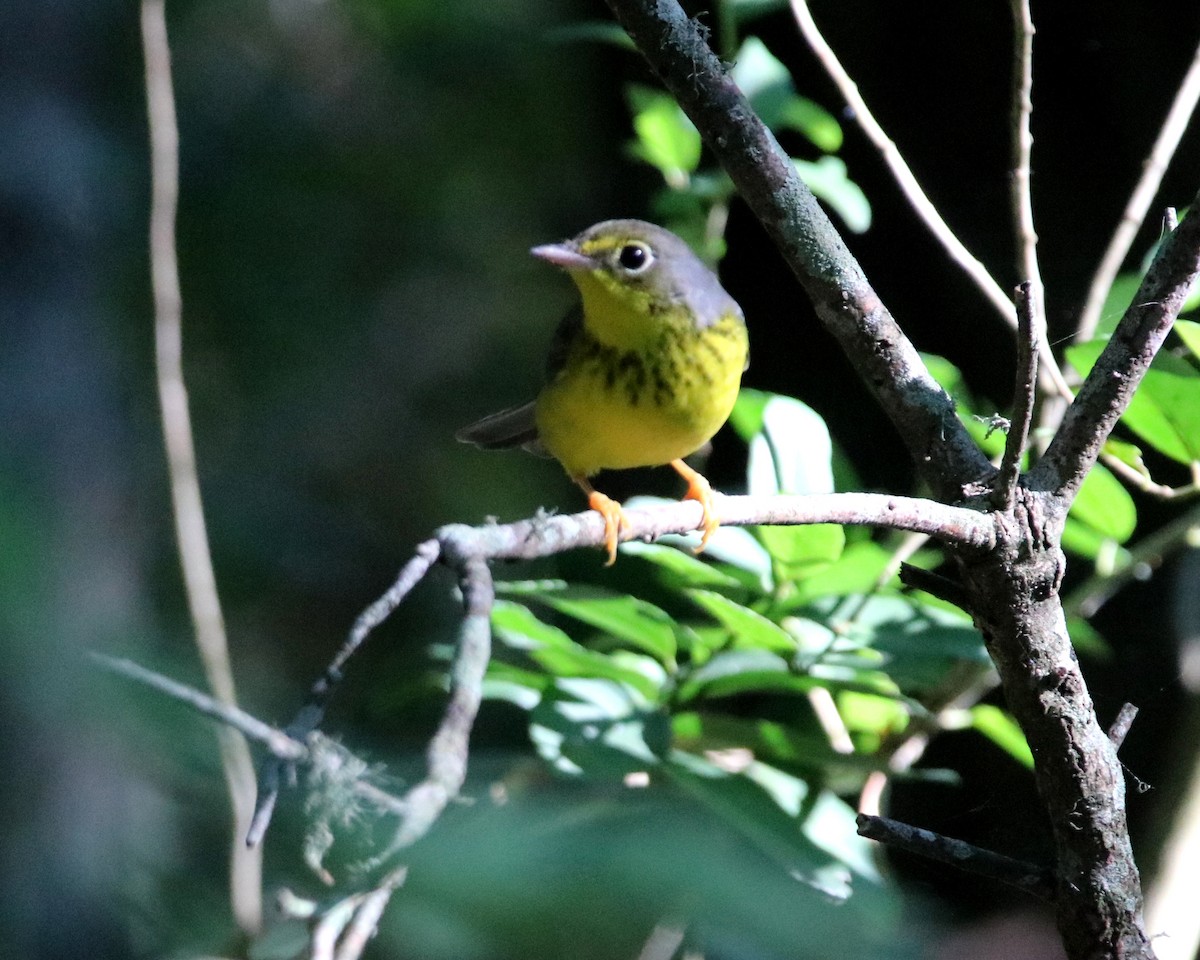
[626,85,701,187]
[791,541,897,604]
[1066,615,1112,659]
[970,704,1034,768]
[492,599,667,700]
[676,649,797,702]
[530,677,672,777]
[666,751,880,897]
[746,393,835,496]
[756,524,846,576]
[1068,462,1137,543]
[527,584,685,665]
[687,589,797,653]
[794,157,871,233]
[1174,318,1200,359]
[729,37,843,151]
[618,540,743,592]
[1068,339,1200,464]
[1060,517,1131,565]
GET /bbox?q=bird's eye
[616,243,653,273]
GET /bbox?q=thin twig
[857,813,1055,900]
[1101,450,1200,501]
[994,282,1038,510]
[94,653,306,759]
[789,0,1071,400]
[1008,0,1048,361]
[1077,35,1200,344]
[141,0,261,932]
[333,868,408,960]
[1107,703,1140,750]
[1032,183,1200,502]
[605,0,994,499]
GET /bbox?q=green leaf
[836,690,909,737]
[794,157,871,232]
[492,599,667,700]
[791,541,897,604]
[687,589,797,653]
[729,38,843,152]
[1174,318,1200,359]
[1069,462,1137,543]
[1066,615,1112,659]
[618,540,743,592]
[970,704,1034,768]
[778,96,843,152]
[530,678,672,777]
[626,85,701,187]
[756,524,846,576]
[1061,517,1130,564]
[544,21,636,49]
[728,387,772,441]
[1068,339,1200,464]
[528,584,684,665]
[676,649,797,702]
[746,393,835,496]
[1096,272,1143,336]
[666,751,880,896]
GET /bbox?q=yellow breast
[535,313,748,478]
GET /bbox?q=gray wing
[544,302,584,381]
[456,304,584,457]
[455,400,546,455]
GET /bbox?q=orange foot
[671,459,719,554]
[574,477,629,566]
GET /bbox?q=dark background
[3,0,1198,956]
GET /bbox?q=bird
[456,219,749,565]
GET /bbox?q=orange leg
[670,459,719,554]
[574,477,629,566]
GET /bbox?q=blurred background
[3,0,1199,957]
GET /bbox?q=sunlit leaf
[527,584,685,664]
[626,85,701,187]
[1068,339,1200,464]
[794,157,871,232]
[970,704,1034,768]
[1069,462,1137,543]
[730,38,843,152]
[1174,318,1200,359]
[747,393,835,496]
[688,589,797,653]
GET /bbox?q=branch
[993,282,1038,510]
[245,490,995,847]
[604,0,994,500]
[1077,35,1200,344]
[1008,0,1049,365]
[141,0,261,933]
[1032,190,1200,503]
[789,0,1071,400]
[857,813,1055,900]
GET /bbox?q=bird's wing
[455,401,547,455]
[544,303,584,382]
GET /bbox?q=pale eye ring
[616,243,653,274]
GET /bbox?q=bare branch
[1077,36,1200,344]
[1008,1,1048,355]
[993,282,1039,510]
[790,0,1071,400]
[857,813,1055,900]
[1032,188,1200,503]
[1107,703,1140,750]
[1101,450,1200,501]
[604,0,994,499]
[141,0,261,932]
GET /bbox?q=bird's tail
[455,401,545,455]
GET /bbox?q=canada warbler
[457,219,749,564]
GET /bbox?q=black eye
[617,243,651,272]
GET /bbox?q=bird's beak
[530,242,594,271]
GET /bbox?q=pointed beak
[530,242,594,271]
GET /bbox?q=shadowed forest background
[4,0,1200,957]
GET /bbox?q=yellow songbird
[457,219,749,564]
